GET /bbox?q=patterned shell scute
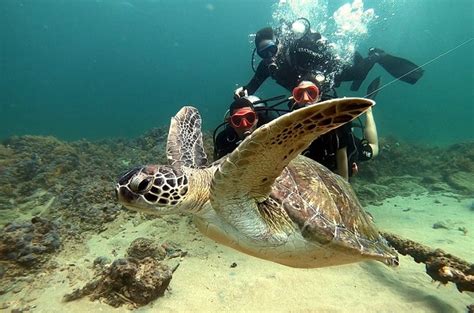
[272,156,383,253]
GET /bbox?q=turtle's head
[116,164,190,215]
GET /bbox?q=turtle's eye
[130,175,153,193]
[118,167,141,185]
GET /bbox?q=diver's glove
[233,87,248,99]
[368,47,386,62]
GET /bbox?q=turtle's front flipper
[211,98,374,205]
[167,106,208,168]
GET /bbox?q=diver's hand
[368,48,385,62]
[233,87,248,99]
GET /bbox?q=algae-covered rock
[126,237,166,260]
[355,140,474,201]
[63,257,173,308]
[444,171,474,194]
[0,217,61,274]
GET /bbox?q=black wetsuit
[244,34,422,96]
[214,126,242,160]
[303,123,374,177]
[244,33,381,97]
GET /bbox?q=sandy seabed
[2,192,473,313]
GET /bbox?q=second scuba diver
[234,18,424,100]
[213,96,276,160]
[291,75,380,180]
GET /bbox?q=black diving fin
[366,76,381,99]
[350,51,376,91]
[369,48,424,84]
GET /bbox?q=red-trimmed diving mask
[229,108,257,129]
[292,82,320,104]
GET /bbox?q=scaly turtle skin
[116,98,398,268]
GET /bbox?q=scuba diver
[291,74,380,181]
[213,96,280,160]
[234,18,424,99]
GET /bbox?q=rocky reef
[0,129,168,296]
[0,129,168,229]
[0,216,61,287]
[352,137,474,204]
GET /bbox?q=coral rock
[64,257,173,308]
[126,237,166,260]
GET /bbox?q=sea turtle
[116,98,398,268]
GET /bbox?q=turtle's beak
[115,183,139,204]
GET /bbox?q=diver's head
[255,27,279,59]
[291,81,320,109]
[228,96,260,139]
[290,74,324,110]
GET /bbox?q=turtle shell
[268,155,396,263]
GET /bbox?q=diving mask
[229,108,257,129]
[257,39,278,59]
[292,82,320,104]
